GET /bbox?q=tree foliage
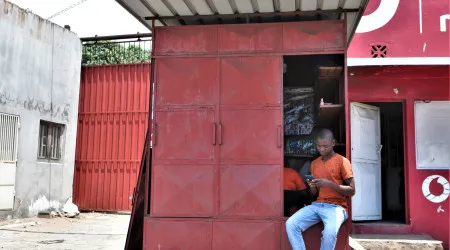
[82,42,151,65]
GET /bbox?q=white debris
[61,198,80,218]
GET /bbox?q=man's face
[316,138,335,156]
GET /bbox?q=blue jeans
[286,202,348,250]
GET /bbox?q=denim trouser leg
[285,203,348,250]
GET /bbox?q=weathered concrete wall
[0,0,82,217]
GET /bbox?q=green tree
[82,42,151,65]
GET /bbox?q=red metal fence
[73,63,151,211]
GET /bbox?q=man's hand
[311,178,334,188]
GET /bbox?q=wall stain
[0,92,71,121]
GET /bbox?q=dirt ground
[0,212,130,250]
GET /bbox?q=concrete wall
[0,1,82,217]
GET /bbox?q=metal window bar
[38,121,64,160]
[38,122,48,159]
[81,34,152,66]
[0,113,19,163]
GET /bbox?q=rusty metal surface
[155,26,218,56]
[212,220,280,250]
[217,24,282,53]
[144,218,213,250]
[282,21,345,52]
[154,21,345,57]
[219,165,281,217]
[151,164,215,217]
[74,63,151,212]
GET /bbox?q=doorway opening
[352,102,406,224]
[282,54,345,217]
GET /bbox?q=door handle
[153,123,157,146]
[277,126,282,148]
[218,123,223,145]
[212,123,216,145]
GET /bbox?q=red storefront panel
[154,26,218,55]
[217,24,282,53]
[219,109,282,164]
[220,57,282,106]
[151,164,215,217]
[219,165,281,217]
[144,218,212,250]
[348,66,450,248]
[153,110,215,161]
[74,64,150,212]
[155,58,218,106]
[212,221,280,250]
[282,21,345,52]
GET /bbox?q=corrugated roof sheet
[116,0,368,43]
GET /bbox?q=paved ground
[0,212,130,250]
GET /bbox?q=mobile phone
[304,174,315,181]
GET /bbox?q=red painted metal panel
[281,221,350,250]
[153,110,215,161]
[213,220,280,250]
[155,26,218,55]
[218,24,282,53]
[220,57,282,105]
[219,165,281,217]
[283,21,345,52]
[155,58,219,106]
[74,63,151,212]
[151,164,215,217]
[220,109,282,164]
[144,218,212,250]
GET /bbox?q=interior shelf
[315,104,344,128]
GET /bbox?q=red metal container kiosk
[144,22,351,250]
[117,1,369,249]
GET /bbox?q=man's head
[316,129,336,156]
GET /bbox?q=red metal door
[151,57,219,217]
[218,56,283,218]
[73,64,151,211]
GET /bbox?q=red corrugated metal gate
[73,63,151,211]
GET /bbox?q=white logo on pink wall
[356,0,400,33]
[422,175,450,204]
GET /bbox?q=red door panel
[151,164,215,217]
[220,109,282,164]
[144,218,212,250]
[282,21,345,52]
[217,25,282,53]
[155,26,218,55]
[219,165,281,217]
[155,58,219,106]
[154,110,215,161]
[213,221,280,250]
[220,57,282,106]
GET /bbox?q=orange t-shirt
[284,168,307,191]
[310,154,353,210]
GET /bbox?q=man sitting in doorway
[286,129,356,250]
[283,159,310,216]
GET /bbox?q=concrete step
[350,234,444,250]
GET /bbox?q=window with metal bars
[38,121,64,161]
[0,113,20,162]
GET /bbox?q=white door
[0,113,20,210]
[350,103,382,221]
